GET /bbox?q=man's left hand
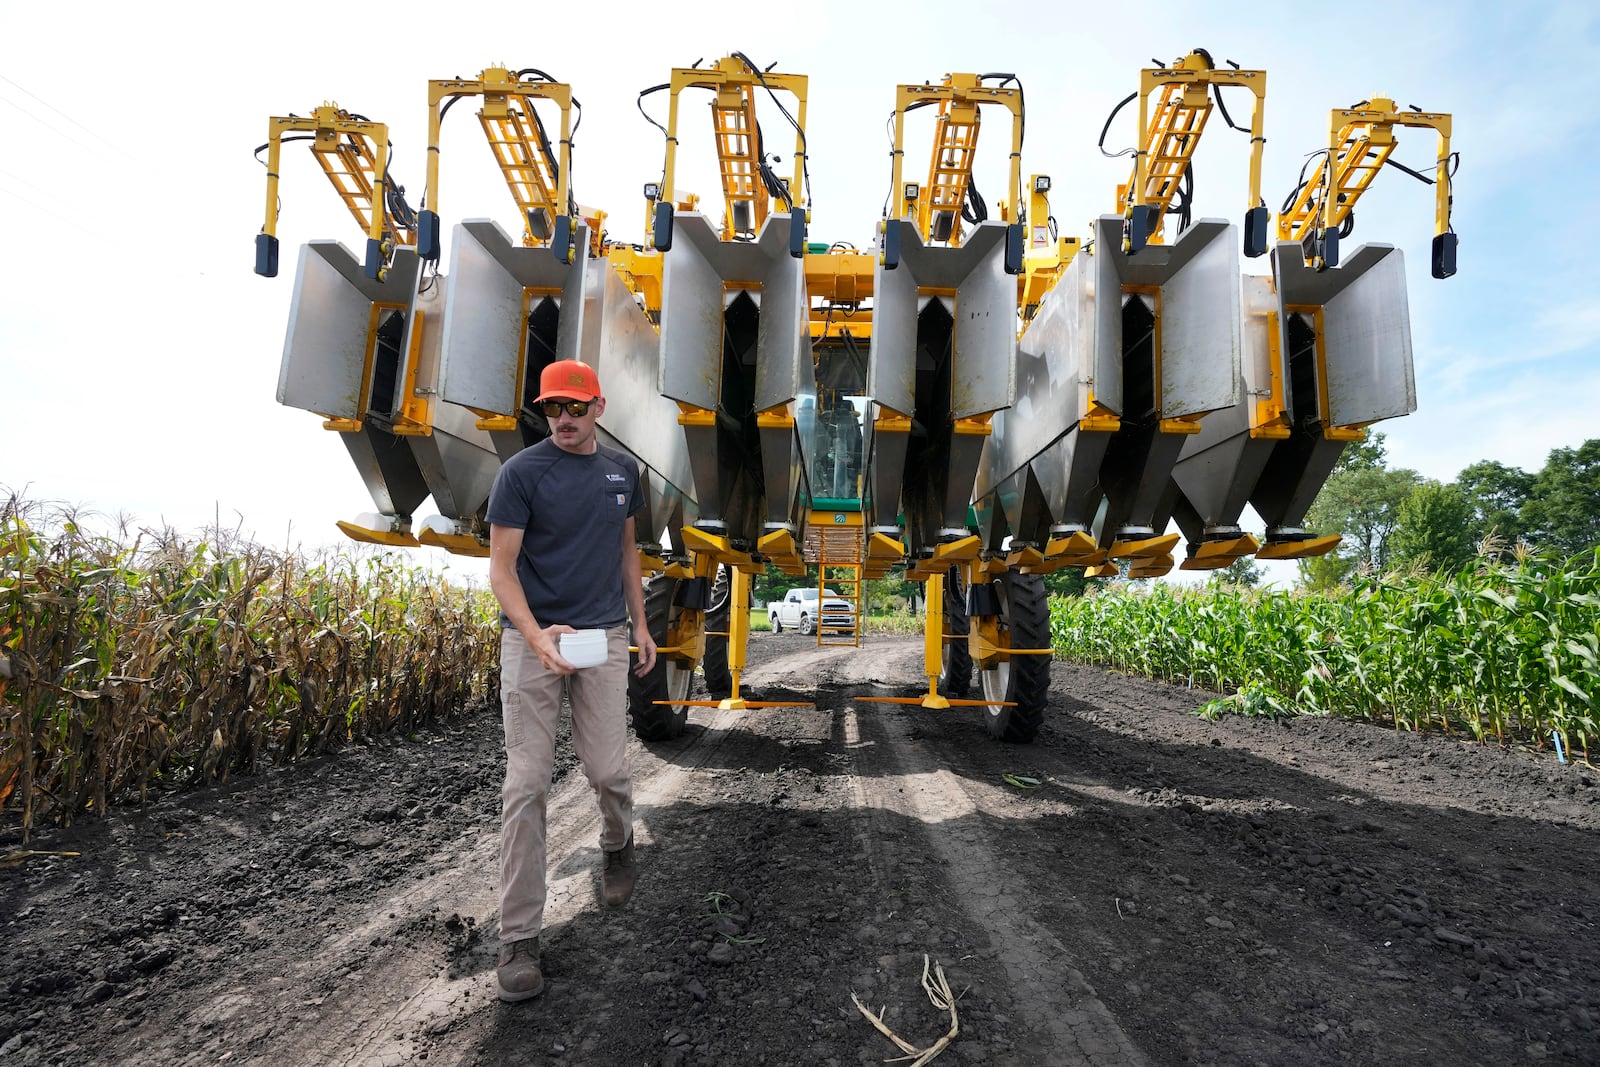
[632,624,657,677]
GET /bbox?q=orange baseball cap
[534,359,602,403]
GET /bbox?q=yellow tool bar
[1123,52,1265,248]
[1277,97,1453,244]
[890,74,1023,242]
[426,68,574,249]
[660,56,808,218]
[656,700,817,708]
[261,106,405,247]
[854,696,1016,707]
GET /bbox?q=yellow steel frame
[1276,97,1453,253]
[335,519,419,548]
[260,105,409,253]
[805,250,875,306]
[1177,533,1261,572]
[806,249,874,345]
[890,74,1023,246]
[390,309,433,435]
[426,69,604,254]
[1120,52,1265,247]
[856,553,1021,709]
[659,56,809,240]
[652,551,713,671]
[1019,174,1079,323]
[666,530,813,711]
[1248,310,1293,441]
[316,300,409,432]
[1287,304,1367,444]
[606,246,663,319]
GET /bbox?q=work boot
[495,936,544,1003]
[602,834,638,908]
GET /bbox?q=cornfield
[1050,548,1600,757]
[0,495,499,838]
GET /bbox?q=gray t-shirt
[486,439,644,630]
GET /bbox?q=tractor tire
[628,575,694,741]
[799,612,815,637]
[978,571,1050,743]
[938,565,972,699]
[702,566,732,700]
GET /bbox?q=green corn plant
[1048,546,1599,757]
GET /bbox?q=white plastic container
[559,628,608,669]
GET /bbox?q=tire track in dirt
[805,641,1149,1066]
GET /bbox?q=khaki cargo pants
[498,625,634,943]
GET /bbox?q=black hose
[731,51,812,209]
[1099,92,1138,158]
[1383,155,1438,185]
[1280,151,1329,214]
[753,120,793,211]
[254,134,315,163]
[1211,84,1251,133]
[962,175,987,225]
[637,83,671,138]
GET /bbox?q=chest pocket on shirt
[602,486,629,527]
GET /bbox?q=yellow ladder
[816,532,863,649]
[921,99,981,244]
[711,85,765,239]
[818,559,861,647]
[1116,82,1212,246]
[478,105,562,246]
[805,508,864,648]
[1278,123,1397,244]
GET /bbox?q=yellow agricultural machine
[256,52,1455,743]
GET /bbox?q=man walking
[486,358,657,1003]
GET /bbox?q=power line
[0,74,125,153]
[0,179,96,239]
[0,93,96,153]
[0,167,56,199]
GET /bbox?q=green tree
[1389,481,1476,573]
[1043,568,1095,597]
[1207,555,1262,588]
[751,563,793,608]
[1453,459,1534,552]
[1522,440,1600,558]
[875,569,922,612]
[1299,432,1420,588]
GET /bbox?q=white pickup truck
[768,587,855,636]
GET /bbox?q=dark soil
[4,634,1599,1066]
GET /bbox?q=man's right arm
[489,523,575,675]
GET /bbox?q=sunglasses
[540,400,593,418]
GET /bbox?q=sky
[3,0,1597,587]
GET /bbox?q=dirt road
[5,634,1599,1065]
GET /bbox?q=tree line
[1300,435,1600,587]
